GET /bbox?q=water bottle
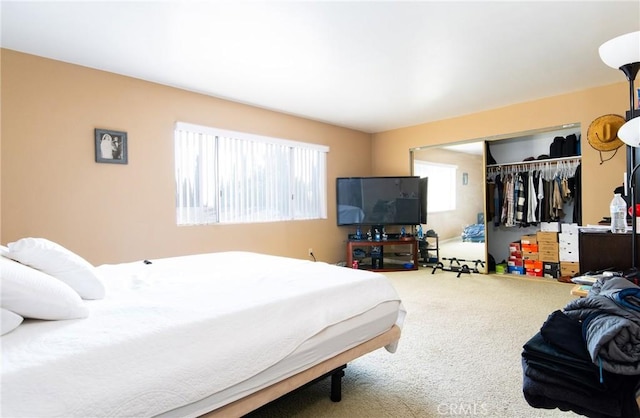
[610,193,627,233]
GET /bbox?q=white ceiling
[1,1,639,133]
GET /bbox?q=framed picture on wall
[95,128,128,164]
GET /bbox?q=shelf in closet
[486,155,581,170]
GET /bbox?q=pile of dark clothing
[522,276,640,418]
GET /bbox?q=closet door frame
[483,123,581,264]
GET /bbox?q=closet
[485,124,581,264]
[409,123,582,272]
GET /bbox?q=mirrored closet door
[410,123,581,275]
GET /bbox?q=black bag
[486,142,497,165]
[562,134,578,157]
[550,136,565,158]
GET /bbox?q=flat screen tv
[336,176,426,226]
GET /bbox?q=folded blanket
[563,278,640,374]
[522,358,640,418]
[523,331,607,393]
[616,287,640,313]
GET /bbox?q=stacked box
[540,222,560,232]
[561,223,580,233]
[508,266,525,274]
[524,259,543,277]
[543,262,561,279]
[559,223,580,267]
[537,231,558,242]
[508,241,524,274]
[508,255,523,267]
[537,232,559,263]
[560,261,580,277]
[521,234,539,260]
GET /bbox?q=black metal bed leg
[330,365,346,402]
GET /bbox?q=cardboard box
[559,247,579,262]
[543,262,560,273]
[522,250,539,260]
[540,222,560,232]
[521,235,537,244]
[561,223,580,233]
[538,241,559,252]
[536,231,559,243]
[544,270,561,279]
[509,242,521,252]
[559,232,578,247]
[524,260,543,270]
[539,250,559,263]
[526,269,543,277]
[509,250,523,259]
[508,266,525,275]
[508,258,523,267]
[543,262,560,279]
[560,261,580,277]
[522,243,539,252]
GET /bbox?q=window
[175,122,328,225]
[413,160,457,212]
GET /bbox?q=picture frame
[95,128,128,164]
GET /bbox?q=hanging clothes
[572,163,582,225]
[487,158,580,228]
[494,174,503,227]
[515,173,526,226]
[502,174,515,227]
[527,171,538,224]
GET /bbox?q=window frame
[174,122,329,225]
[413,159,457,213]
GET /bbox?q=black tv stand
[346,237,418,272]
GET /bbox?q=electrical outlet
[308,248,313,256]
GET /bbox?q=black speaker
[419,177,428,224]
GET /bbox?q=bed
[461,223,485,242]
[0,238,404,417]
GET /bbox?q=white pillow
[0,245,9,257]
[0,257,89,320]
[1,307,24,335]
[7,237,105,300]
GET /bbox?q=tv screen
[336,176,423,226]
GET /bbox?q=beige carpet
[246,269,580,418]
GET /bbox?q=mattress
[161,300,401,417]
[1,251,404,417]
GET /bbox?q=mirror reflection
[411,142,487,273]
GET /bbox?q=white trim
[175,122,329,153]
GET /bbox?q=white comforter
[1,251,403,417]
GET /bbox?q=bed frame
[202,324,401,417]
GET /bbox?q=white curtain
[175,122,328,225]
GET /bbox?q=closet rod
[486,156,581,169]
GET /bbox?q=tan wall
[372,83,630,226]
[2,49,632,265]
[412,148,484,240]
[0,49,373,265]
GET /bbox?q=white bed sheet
[1,251,404,418]
[5,303,400,418]
[160,300,401,417]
